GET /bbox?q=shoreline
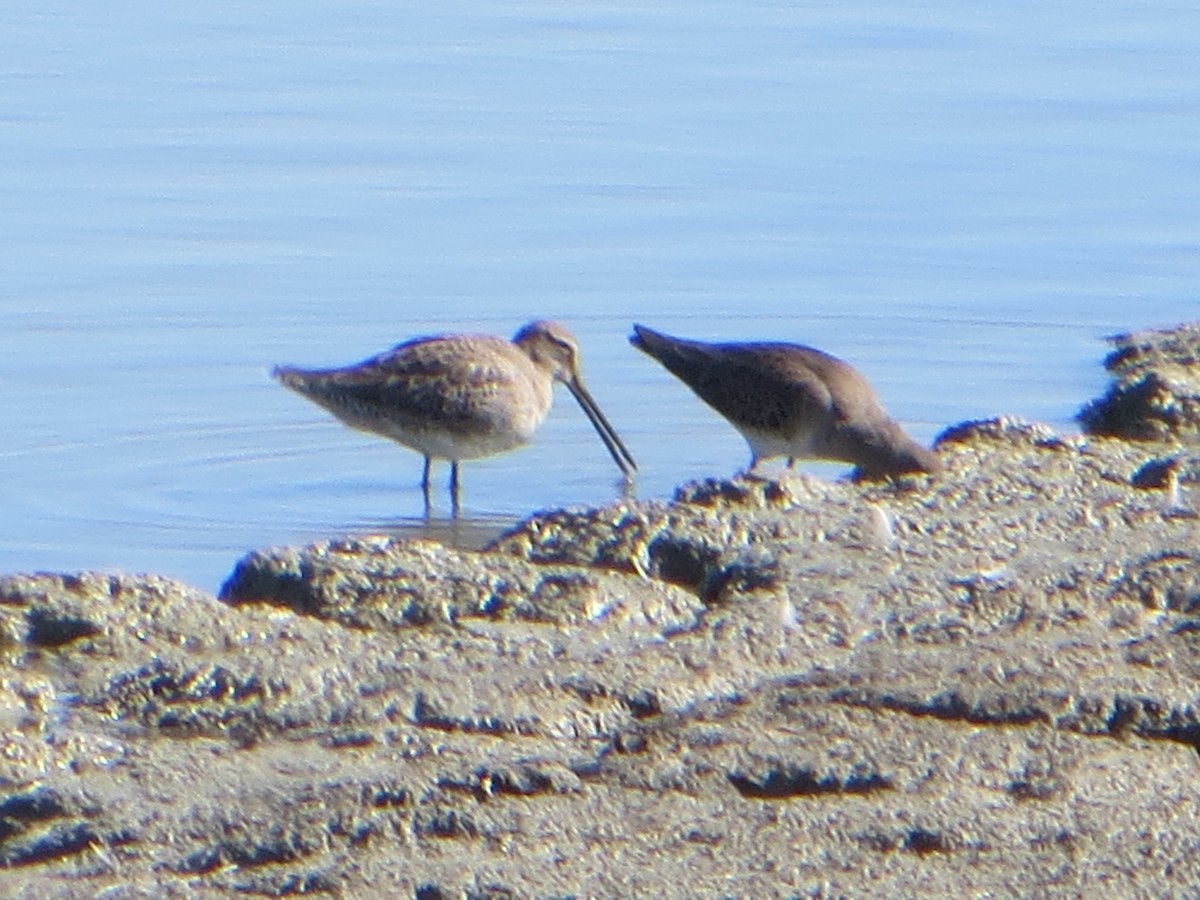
[2,322,1198,896]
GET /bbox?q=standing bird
[275,320,636,512]
[629,324,939,479]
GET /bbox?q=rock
[219,534,703,633]
[1079,321,1200,441]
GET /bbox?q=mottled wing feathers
[276,335,534,437]
[631,325,841,433]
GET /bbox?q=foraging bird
[629,324,939,479]
[275,320,636,512]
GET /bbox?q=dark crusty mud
[2,322,1200,897]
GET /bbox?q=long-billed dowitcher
[275,321,636,512]
[630,324,939,478]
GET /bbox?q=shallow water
[2,1,1197,590]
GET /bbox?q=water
[2,2,1197,591]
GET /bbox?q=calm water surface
[2,2,1197,590]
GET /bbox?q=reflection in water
[346,514,516,553]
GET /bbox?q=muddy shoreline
[2,322,1200,897]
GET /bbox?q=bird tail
[272,366,308,391]
[629,324,713,374]
[272,366,335,405]
[628,323,663,354]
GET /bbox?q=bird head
[512,320,583,383]
[512,319,637,477]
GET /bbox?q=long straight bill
[566,378,637,477]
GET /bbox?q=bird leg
[449,461,461,517]
[421,456,433,516]
[740,454,771,482]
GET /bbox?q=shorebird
[275,320,636,512]
[630,324,939,479]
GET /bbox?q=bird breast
[398,342,555,459]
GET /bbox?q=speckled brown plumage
[630,324,938,478]
[276,321,635,511]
